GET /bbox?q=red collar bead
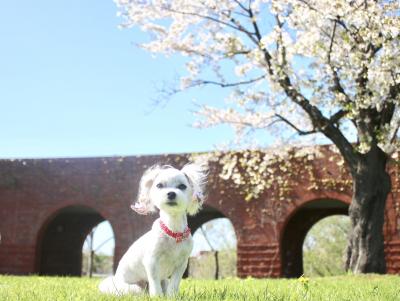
[159,220,191,243]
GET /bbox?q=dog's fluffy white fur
[99,163,207,297]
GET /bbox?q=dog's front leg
[148,276,162,297]
[161,279,169,295]
[144,259,163,296]
[166,259,188,297]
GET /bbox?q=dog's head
[131,163,207,216]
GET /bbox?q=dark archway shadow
[36,205,105,276]
[280,199,349,278]
[188,204,226,234]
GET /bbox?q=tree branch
[295,0,322,14]
[191,75,266,88]
[275,14,288,68]
[330,109,347,125]
[162,5,256,40]
[233,0,250,14]
[327,18,352,105]
[274,114,317,136]
[381,83,399,126]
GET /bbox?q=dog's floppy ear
[181,163,208,216]
[131,165,162,215]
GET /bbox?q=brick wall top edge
[0,153,189,164]
[0,144,342,164]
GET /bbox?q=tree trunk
[345,146,391,273]
[87,230,94,277]
[89,250,94,278]
[214,251,219,280]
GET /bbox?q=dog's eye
[177,184,187,190]
[156,183,164,189]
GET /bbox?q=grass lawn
[0,275,399,301]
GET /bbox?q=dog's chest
[155,237,192,279]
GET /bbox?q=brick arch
[280,192,352,233]
[35,205,110,276]
[280,198,349,278]
[0,147,399,277]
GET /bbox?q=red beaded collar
[159,220,191,243]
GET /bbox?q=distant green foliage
[81,253,113,276]
[303,215,350,277]
[189,250,236,279]
[1,275,399,301]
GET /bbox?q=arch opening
[281,199,349,278]
[188,205,237,279]
[303,215,350,276]
[36,205,110,276]
[82,220,115,277]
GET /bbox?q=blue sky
[0,0,233,159]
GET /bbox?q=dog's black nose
[167,191,176,200]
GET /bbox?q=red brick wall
[0,147,399,277]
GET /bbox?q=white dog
[99,163,207,297]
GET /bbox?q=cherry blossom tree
[115,0,400,274]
